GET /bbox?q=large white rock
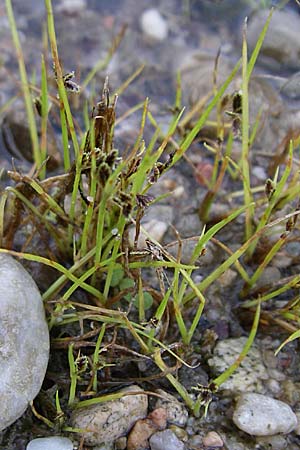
[233,393,298,436]
[0,254,49,431]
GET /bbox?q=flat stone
[233,393,298,436]
[208,337,268,393]
[149,429,185,450]
[71,385,148,446]
[0,254,49,431]
[26,436,73,450]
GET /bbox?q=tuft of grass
[2,0,300,425]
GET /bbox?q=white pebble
[233,393,298,436]
[252,166,267,181]
[140,9,168,41]
[26,436,73,450]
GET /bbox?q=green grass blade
[5,0,41,170]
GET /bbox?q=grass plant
[1,0,300,432]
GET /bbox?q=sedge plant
[1,0,299,424]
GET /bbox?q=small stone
[130,219,169,248]
[140,9,168,41]
[188,434,202,447]
[217,268,237,288]
[114,437,127,450]
[252,166,267,181]
[148,408,167,429]
[266,379,281,395]
[294,411,300,435]
[56,0,86,15]
[271,254,293,269]
[127,418,157,450]
[281,71,300,100]
[127,408,167,450]
[0,254,49,431]
[155,390,188,427]
[26,436,73,450]
[93,438,114,450]
[92,444,114,450]
[233,393,298,436]
[176,213,201,237]
[70,385,148,446]
[254,266,281,290]
[203,431,223,447]
[256,435,288,450]
[168,425,188,442]
[149,429,185,450]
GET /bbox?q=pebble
[233,393,298,436]
[281,71,300,100]
[256,435,288,450]
[127,418,159,450]
[115,437,127,450]
[294,411,300,435]
[92,444,114,450]
[56,0,87,15]
[216,268,237,289]
[202,431,223,447]
[253,266,281,290]
[127,408,167,450]
[247,9,300,69]
[0,254,49,431]
[129,204,173,248]
[168,240,214,265]
[129,219,169,248]
[168,425,188,442]
[155,389,189,427]
[252,166,267,181]
[149,429,185,450]
[140,9,168,41]
[176,213,202,237]
[26,436,73,450]
[70,385,148,446]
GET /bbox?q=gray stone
[71,385,148,446]
[208,337,268,393]
[256,435,288,450]
[253,266,281,290]
[0,254,49,431]
[26,436,73,450]
[155,389,188,427]
[149,429,185,450]
[247,10,300,69]
[233,393,298,436]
